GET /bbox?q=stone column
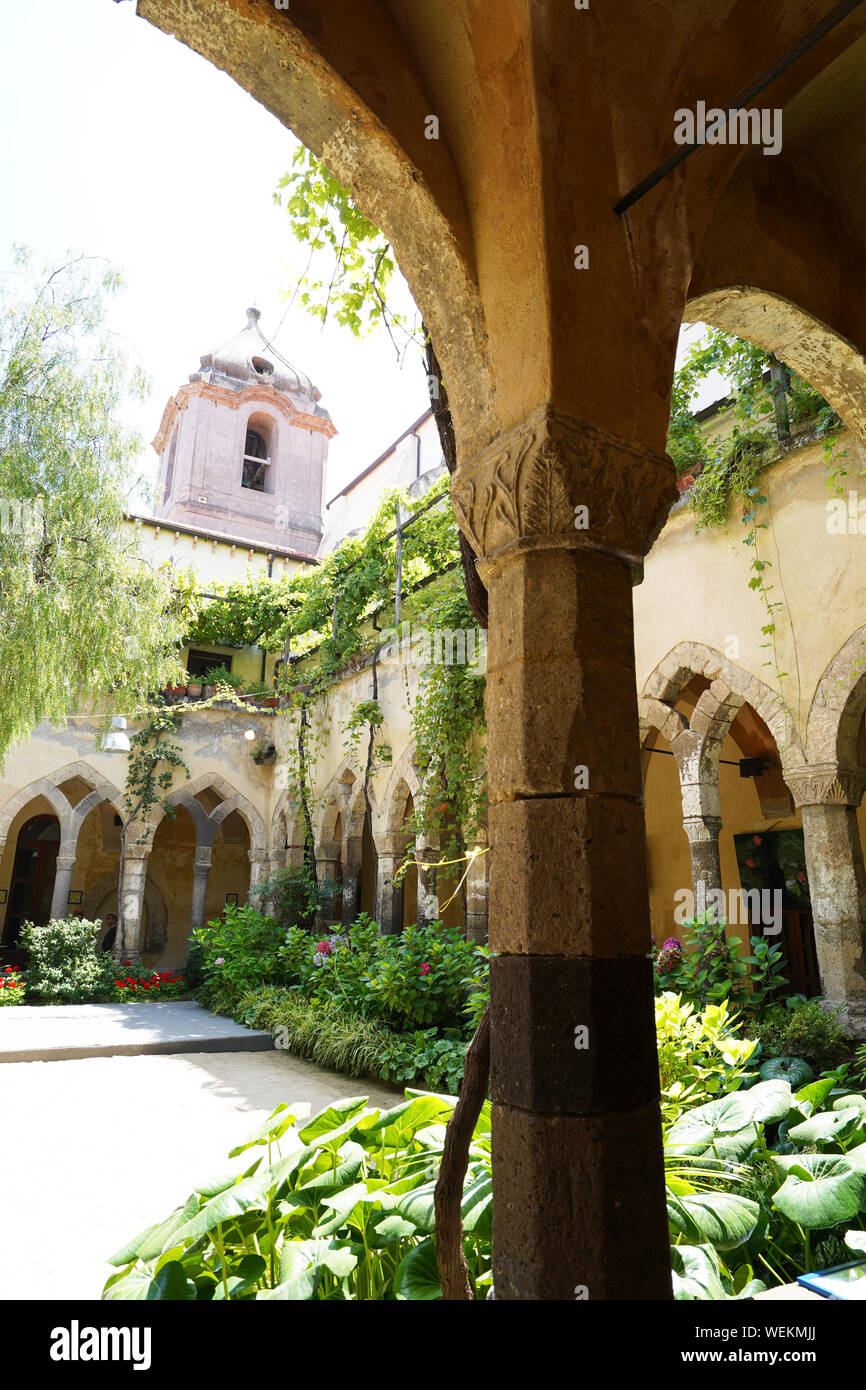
[114,848,149,964]
[50,851,77,921]
[682,816,724,918]
[316,839,342,929]
[341,833,362,925]
[465,842,489,944]
[453,409,676,1300]
[788,765,866,1036]
[189,846,213,934]
[415,838,440,926]
[374,834,404,935]
[248,848,267,896]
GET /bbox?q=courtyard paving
[0,1007,401,1300]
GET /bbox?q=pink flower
[215,957,225,965]
[315,941,333,956]
[419,962,431,976]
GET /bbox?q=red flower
[745,858,755,869]
[315,941,333,956]
[797,871,806,883]
[753,835,762,845]
[419,962,431,976]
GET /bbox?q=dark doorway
[4,815,61,947]
[732,829,820,998]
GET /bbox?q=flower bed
[0,964,25,1004]
[112,964,185,1002]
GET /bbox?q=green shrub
[21,916,116,1003]
[750,996,849,1068]
[248,865,339,931]
[655,992,758,1122]
[203,663,243,689]
[192,904,287,993]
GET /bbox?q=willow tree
[0,250,185,761]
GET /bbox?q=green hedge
[198,980,469,1095]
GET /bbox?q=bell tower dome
[151,308,336,554]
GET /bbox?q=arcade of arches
[11,0,866,1300]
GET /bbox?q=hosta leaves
[312,1182,369,1236]
[771,1155,863,1229]
[795,1078,836,1112]
[107,1193,200,1266]
[298,1097,372,1145]
[667,1192,760,1250]
[760,1058,814,1088]
[746,1080,792,1124]
[394,1238,442,1300]
[666,1093,759,1159]
[228,1104,308,1156]
[670,1243,726,1300]
[787,1107,862,1146]
[103,1259,196,1301]
[170,1172,275,1244]
[369,1212,418,1247]
[212,1254,267,1300]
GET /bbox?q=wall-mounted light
[244,728,257,742]
[101,716,131,753]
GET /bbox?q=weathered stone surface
[490,956,660,1114]
[452,408,675,566]
[484,545,644,801]
[488,797,651,956]
[491,1102,672,1300]
[801,801,866,1027]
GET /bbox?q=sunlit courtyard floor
[0,1042,399,1300]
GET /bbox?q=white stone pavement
[0,999,274,1062]
[0,1006,401,1300]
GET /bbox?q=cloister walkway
[0,1005,400,1300]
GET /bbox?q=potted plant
[186,680,203,698]
[203,664,244,701]
[250,739,276,766]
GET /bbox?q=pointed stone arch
[0,778,74,843]
[641,641,804,769]
[806,625,866,767]
[684,287,866,447]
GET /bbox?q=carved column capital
[785,764,866,809]
[682,816,723,845]
[451,406,675,572]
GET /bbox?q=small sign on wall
[225,893,239,906]
[67,891,83,905]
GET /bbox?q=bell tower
[152,308,336,554]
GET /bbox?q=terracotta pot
[186,683,203,698]
[262,696,279,707]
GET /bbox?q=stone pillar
[453,409,676,1300]
[50,852,77,921]
[248,848,267,896]
[316,839,342,929]
[374,834,404,935]
[465,842,490,944]
[788,765,866,1036]
[114,848,148,964]
[415,838,440,927]
[189,846,213,934]
[682,816,723,918]
[342,834,362,925]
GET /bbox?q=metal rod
[614,0,865,216]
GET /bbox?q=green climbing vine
[123,708,191,838]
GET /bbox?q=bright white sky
[0,0,429,505]
[0,0,723,507]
